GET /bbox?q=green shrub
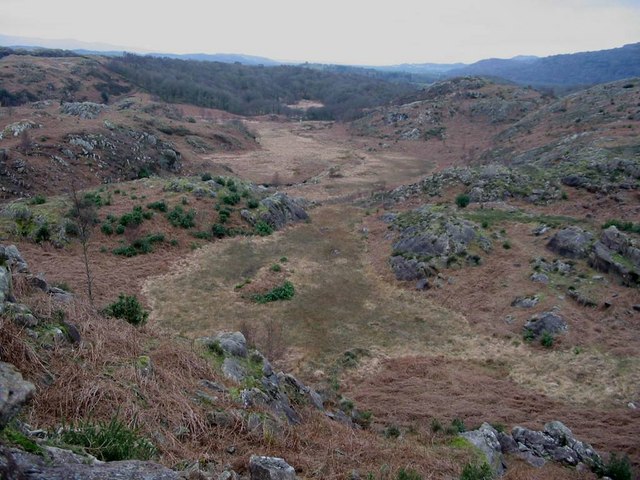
[540,332,554,348]
[101,222,114,235]
[430,418,443,433]
[255,221,274,236]
[59,415,156,461]
[252,281,295,303]
[247,198,259,209]
[396,469,422,480]
[167,206,196,229]
[103,294,149,326]
[119,206,144,227]
[201,172,212,181]
[212,223,228,238]
[146,200,168,212]
[270,263,282,272]
[602,453,633,480]
[451,418,466,433]
[221,193,241,205]
[383,425,401,439]
[29,195,46,205]
[112,234,164,257]
[84,192,105,207]
[455,194,470,208]
[115,224,126,235]
[459,462,493,480]
[502,241,511,250]
[34,223,50,243]
[218,208,231,223]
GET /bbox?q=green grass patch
[58,415,156,461]
[252,280,295,303]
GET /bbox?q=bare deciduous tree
[69,183,97,306]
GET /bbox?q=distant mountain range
[1,33,639,88]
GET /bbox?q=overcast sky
[2,0,640,64]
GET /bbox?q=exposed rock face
[0,362,36,429]
[507,421,602,470]
[242,193,310,230]
[523,312,567,340]
[0,446,181,480]
[461,423,505,476]
[215,332,248,358]
[0,245,30,273]
[388,205,491,281]
[546,227,594,259]
[0,120,40,140]
[60,102,108,119]
[249,456,297,480]
[589,226,640,286]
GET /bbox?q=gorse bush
[396,469,422,480]
[146,200,168,212]
[252,281,295,303]
[112,233,165,257]
[59,416,156,461]
[167,206,196,228]
[455,194,470,208]
[601,453,633,480]
[255,221,274,236]
[103,294,149,326]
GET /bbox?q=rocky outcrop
[0,120,40,140]
[461,423,505,476]
[523,312,567,340]
[501,421,602,471]
[589,226,640,286]
[60,102,108,120]
[0,362,36,430]
[546,227,594,259]
[249,456,297,480]
[388,205,491,281]
[241,193,310,230]
[0,446,181,480]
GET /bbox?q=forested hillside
[107,54,418,120]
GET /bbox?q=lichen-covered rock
[0,362,36,429]
[215,331,248,358]
[388,205,491,280]
[461,423,505,476]
[0,120,40,140]
[523,312,567,340]
[589,226,640,286]
[243,193,309,230]
[249,456,297,480]
[547,226,594,259]
[0,245,30,273]
[60,102,108,120]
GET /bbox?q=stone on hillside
[60,102,108,120]
[547,227,594,259]
[5,303,38,328]
[0,267,13,304]
[0,446,180,480]
[215,331,248,358]
[511,295,539,308]
[0,362,36,429]
[461,423,505,476]
[222,358,247,383]
[389,256,427,281]
[523,312,567,340]
[0,245,29,273]
[0,120,40,140]
[249,456,297,480]
[589,226,640,286]
[530,272,549,284]
[243,193,309,230]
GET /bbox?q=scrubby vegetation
[103,294,149,326]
